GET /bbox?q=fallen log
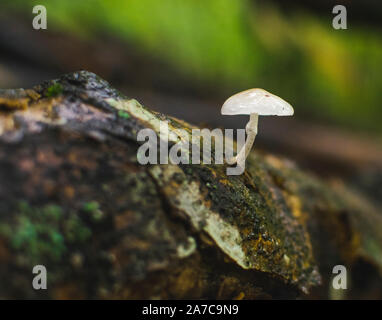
[0,71,381,299]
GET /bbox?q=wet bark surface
[0,71,381,299]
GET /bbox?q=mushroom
[221,88,294,166]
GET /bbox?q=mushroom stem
[228,113,258,165]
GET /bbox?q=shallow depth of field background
[0,0,381,204]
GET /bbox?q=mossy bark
[0,71,381,299]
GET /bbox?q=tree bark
[0,71,381,299]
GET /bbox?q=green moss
[82,201,104,221]
[0,201,93,264]
[45,83,63,97]
[63,213,92,243]
[2,203,67,264]
[118,110,130,119]
[83,201,100,212]
[11,217,37,249]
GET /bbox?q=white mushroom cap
[221,88,294,116]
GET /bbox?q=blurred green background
[1,0,382,134]
[1,0,382,300]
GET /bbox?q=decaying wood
[0,71,381,299]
